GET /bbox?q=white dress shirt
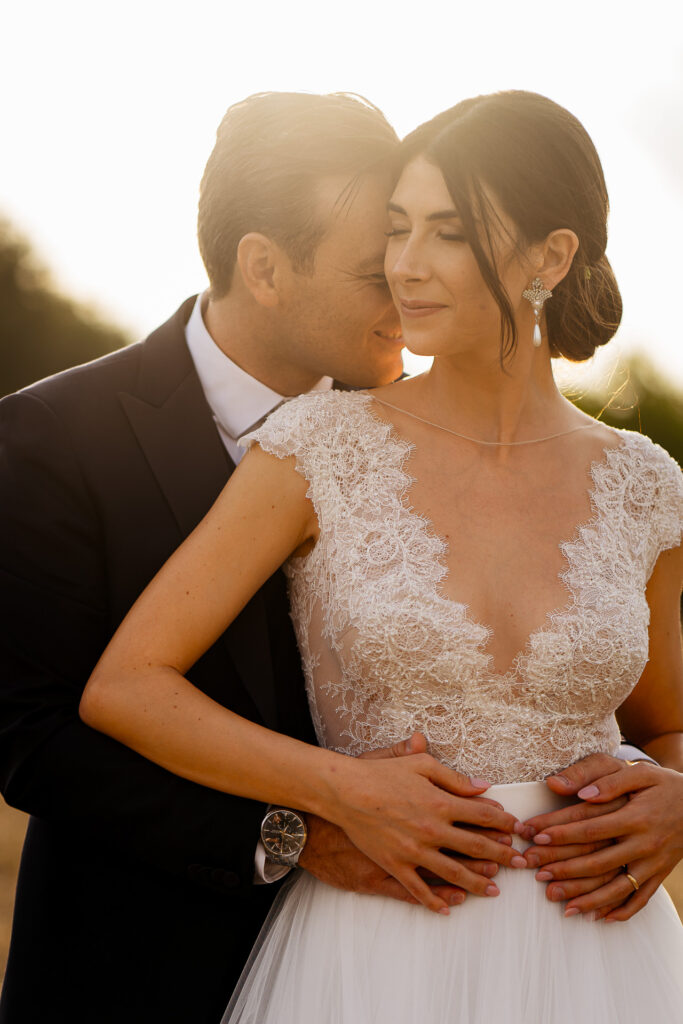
[185,293,332,466]
[185,293,332,882]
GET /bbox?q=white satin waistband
[483,780,576,851]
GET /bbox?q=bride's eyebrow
[387,202,462,221]
[426,209,461,221]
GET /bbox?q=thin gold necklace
[372,397,598,448]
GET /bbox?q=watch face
[261,810,307,859]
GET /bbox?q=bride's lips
[399,299,447,319]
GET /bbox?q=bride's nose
[387,237,430,284]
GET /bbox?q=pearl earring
[522,278,552,348]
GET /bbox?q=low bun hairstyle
[400,92,622,362]
[545,253,622,361]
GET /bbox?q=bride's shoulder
[238,390,376,461]
[612,427,682,483]
[606,429,683,556]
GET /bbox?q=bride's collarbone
[406,465,596,546]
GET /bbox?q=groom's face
[277,172,404,388]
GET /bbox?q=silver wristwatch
[260,807,308,867]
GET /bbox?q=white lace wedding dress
[225,391,683,1023]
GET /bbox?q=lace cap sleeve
[639,439,683,573]
[239,391,337,456]
[238,391,353,462]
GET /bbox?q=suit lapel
[118,300,278,726]
[119,377,231,538]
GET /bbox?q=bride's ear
[236,233,286,308]
[532,229,579,291]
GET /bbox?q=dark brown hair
[198,92,399,297]
[400,91,622,361]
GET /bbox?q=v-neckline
[361,393,630,680]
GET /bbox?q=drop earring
[522,277,552,348]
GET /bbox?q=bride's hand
[299,814,471,909]
[522,754,683,921]
[324,737,525,914]
[300,734,511,910]
[360,731,515,883]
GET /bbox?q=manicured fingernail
[470,777,490,788]
[438,907,451,916]
[535,833,551,845]
[564,907,580,917]
[578,784,599,799]
[511,855,526,869]
[526,853,539,867]
[513,821,525,835]
[535,870,553,881]
[449,892,464,906]
[486,884,500,897]
[483,863,498,877]
[551,887,566,901]
[549,774,571,787]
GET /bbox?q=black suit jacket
[0,298,315,1023]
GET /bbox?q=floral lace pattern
[241,392,683,783]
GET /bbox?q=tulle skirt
[223,782,683,1023]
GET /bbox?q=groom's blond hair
[198,91,398,298]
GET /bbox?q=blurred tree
[0,218,130,397]
[566,359,683,467]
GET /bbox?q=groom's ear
[236,233,287,308]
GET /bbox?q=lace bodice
[241,391,683,783]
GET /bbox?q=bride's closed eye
[385,227,466,243]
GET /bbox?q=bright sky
[3,0,682,390]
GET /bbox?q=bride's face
[384,156,532,361]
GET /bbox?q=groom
[0,91,678,1024]
[0,90,451,1024]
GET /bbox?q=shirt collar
[185,293,333,439]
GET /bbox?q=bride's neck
[416,347,573,446]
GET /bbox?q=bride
[80,91,683,1021]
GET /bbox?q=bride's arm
[82,444,326,803]
[617,542,683,769]
[522,541,683,920]
[80,444,523,913]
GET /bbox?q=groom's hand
[298,734,504,907]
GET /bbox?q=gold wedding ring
[624,870,640,892]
